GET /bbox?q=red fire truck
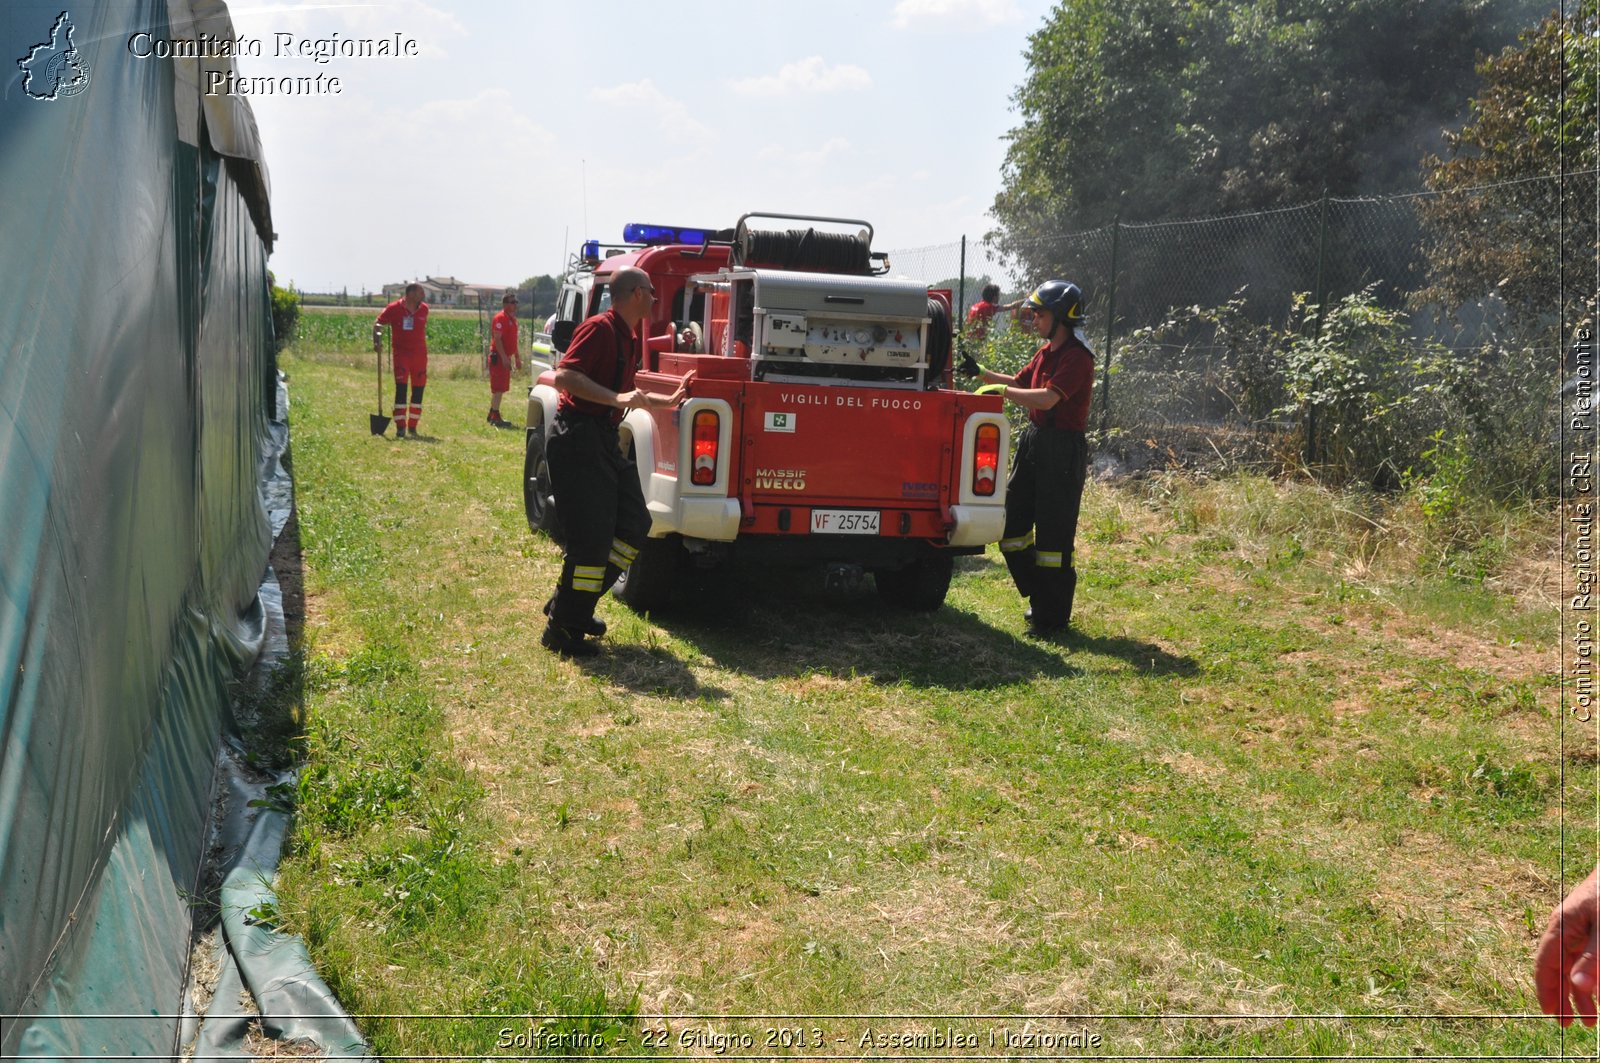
[523,212,1009,612]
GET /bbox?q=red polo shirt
[376,299,429,358]
[966,300,1000,343]
[557,308,638,425]
[491,309,519,357]
[1018,335,1094,431]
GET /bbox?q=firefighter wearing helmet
[974,280,1094,634]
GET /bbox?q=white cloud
[248,86,562,289]
[730,56,871,96]
[890,0,1023,30]
[230,1,467,60]
[755,136,852,166]
[408,88,558,162]
[590,79,713,142]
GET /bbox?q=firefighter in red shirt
[965,283,1024,346]
[976,280,1094,635]
[488,290,522,428]
[373,283,429,438]
[541,266,692,657]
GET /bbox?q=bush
[1107,289,1556,500]
[1278,287,1432,488]
[271,284,300,353]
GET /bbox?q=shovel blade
[370,414,392,436]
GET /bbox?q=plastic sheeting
[0,0,303,1055]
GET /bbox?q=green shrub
[271,284,300,352]
[1111,288,1556,500]
[1278,288,1430,488]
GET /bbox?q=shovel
[369,342,391,435]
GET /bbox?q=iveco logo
[755,467,806,491]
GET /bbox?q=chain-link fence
[889,171,1597,494]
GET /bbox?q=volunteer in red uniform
[373,283,429,438]
[976,280,1094,635]
[541,266,692,657]
[965,283,1023,346]
[488,290,522,428]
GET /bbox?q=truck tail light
[973,423,1000,496]
[691,409,720,486]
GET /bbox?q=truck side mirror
[551,320,577,353]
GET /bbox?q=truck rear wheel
[523,428,563,544]
[873,554,954,611]
[615,534,683,614]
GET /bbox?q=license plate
[810,509,880,535]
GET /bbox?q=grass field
[271,348,1594,1059]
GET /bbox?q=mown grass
[272,348,1592,1059]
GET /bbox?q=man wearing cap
[374,283,429,438]
[975,279,1094,635]
[488,290,523,428]
[541,266,694,657]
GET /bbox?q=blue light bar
[581,239,600,260]
[622,223,710,245]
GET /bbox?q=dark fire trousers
[545,412,650,629]
[999,424,1088,627]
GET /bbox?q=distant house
[380,276,513,307]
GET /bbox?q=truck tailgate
[739,384,979,507]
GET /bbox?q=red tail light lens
[691,409,719,486]
[973,423,1000,496]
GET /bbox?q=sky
[222,0,1053,293]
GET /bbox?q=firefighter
[541,266,692,658]
[975,280,1094,635]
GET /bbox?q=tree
[518,273,562,319]
[1417,0,1598,336]
[518,272,569,316]
[930,274,1014,306]
[992,0,1544,281]
[533,273,559,317]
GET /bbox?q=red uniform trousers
[393,352,428,430]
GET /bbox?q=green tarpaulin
[1,2,363,1057]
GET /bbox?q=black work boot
[541,623,599,658]
[1026,562,1076,636]
[1025,607,1066,637]
[543,598,606,638]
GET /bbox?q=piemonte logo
[17,11,91,101]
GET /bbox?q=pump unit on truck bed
[523,212,1009,612]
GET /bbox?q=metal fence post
[1306,187,1330,469]
[478,293,490,375]
[1100,213,1119,434]
[958,235,967,320]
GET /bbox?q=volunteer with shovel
[373,282,430,439]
